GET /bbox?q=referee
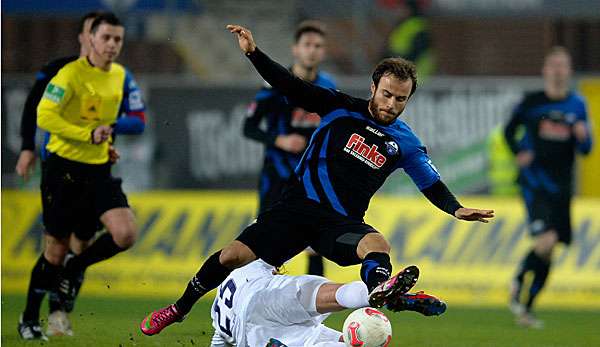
[15,11,146,338]
[18,13,142,340]
[505,47,593,328]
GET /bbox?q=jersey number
[214,278,237,336]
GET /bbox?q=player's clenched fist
[226,25,256,54]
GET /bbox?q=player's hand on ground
[108,145,120,163]
[92,125,113,144]
[15,149,37,181]
[454,207,495,223]
[226,25,256,54]
[275,134,307,153]
[516,150,534,167]
[572,121,588,142]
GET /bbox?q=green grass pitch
[2,295,599,346]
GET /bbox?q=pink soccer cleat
[368,265,419,308]
[140,304,184,336]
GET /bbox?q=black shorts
[237,196,378,267]
[258,164,291,214]
[523,188,572,244]
[40,154,129,241]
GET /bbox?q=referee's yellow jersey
[37,57,126,164]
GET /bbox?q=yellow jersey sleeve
[37,67,92,143]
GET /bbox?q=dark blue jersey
[244,71,336,180]
[246,48,459,220]
[504,91,593,195]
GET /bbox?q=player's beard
[368,98,402,126]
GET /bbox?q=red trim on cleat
[140,304,183,336]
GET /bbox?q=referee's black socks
[175,250,232,316]
[66,233,125,274]
[361,252,392,292]
[23,254,60,322]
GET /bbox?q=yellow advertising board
[579,78,600,197]
[2,191,600,309]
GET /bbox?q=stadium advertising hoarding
[3,78,534,193]
[3,191,599,308]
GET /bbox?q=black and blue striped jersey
[247,48,460,220]
[505,91,593,195]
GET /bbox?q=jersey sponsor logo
[385,141,399,155]
[366,125,384,137]
[539,118,571,141]
[43,83,65,103]
[290,107,320,128]
[344,133,387,169]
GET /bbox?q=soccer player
[243,21,335,277]
[505,47,593,328]
[15,12,146,338]
[139,25,493,335]
[203,260,444,347]
[18,13,144,341]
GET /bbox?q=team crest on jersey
[344,133,387,169]
[385,141,399,155]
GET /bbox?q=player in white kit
[209,259,445,347]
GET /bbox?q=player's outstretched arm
[454,207,495,223]
[227,24,345,116]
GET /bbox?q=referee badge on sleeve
[43,83,65,103]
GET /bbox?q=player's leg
[47,232,94,337]
[141,206,310,335]
[19,234,69,341]
[306,247,325,276]
[310,224,420,309]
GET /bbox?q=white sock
[335,281,369,309]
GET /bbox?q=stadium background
[2,0,600,345]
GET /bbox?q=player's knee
[357,233,391,257]
[219,242,255,269]
[44,245,69,266]
[110,225,138,249]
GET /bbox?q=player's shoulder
[315,71,337,89]
[41,55,79,75]
[110,62,127,76]
[387,119,424,149]
[567,91,587,106]
[521,90,546,104]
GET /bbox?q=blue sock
[360,252,392,292]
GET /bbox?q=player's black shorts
[237,195,378,267]
[257,163,291,214]
[41,153,129,241]
[523,189,572,244]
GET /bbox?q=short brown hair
[545,46,571,61]
[372,58,418,96]
[294,20,326,42]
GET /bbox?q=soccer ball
[342,307,392,347]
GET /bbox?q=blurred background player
[505,46,593,328]
[14,11,146,338]
[243,20,336,277]
[18,12,145,340]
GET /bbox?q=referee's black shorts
[523,188,572,245]
[40,153,129,241]
[237,195,379,267]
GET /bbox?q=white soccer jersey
[209,260,343,347]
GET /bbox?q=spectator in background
[382,0,435,81]
[505,47,593,328]
[243,20,336,277]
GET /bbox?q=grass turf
[2,294,599,346]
